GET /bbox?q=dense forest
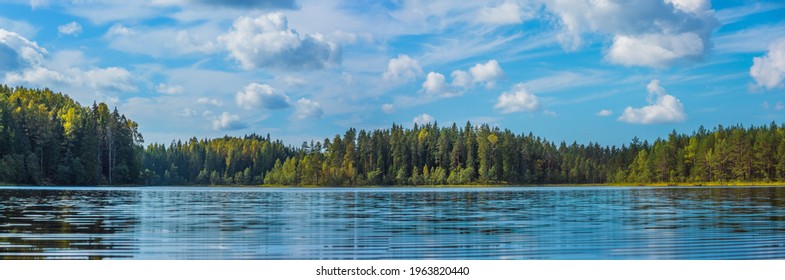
[3,84,785,186]
[0,85,142,185]
[262,122,785,186]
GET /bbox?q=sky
[1,0,785,147]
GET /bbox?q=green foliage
[6,84,785,187]
[262,122,785,186]
[0,85,142,185]
[145,134,293,186]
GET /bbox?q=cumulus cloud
[607,33,704,68]
[544,0,718,67]
[618,79,687,124]
[383,54,422,83]
[469,59,504,87]
[58,21,82,36]
[451,70,471,88]
[494,84,540,113]
[83,67,136,92]
[382,103,394,113]
[750,37,785,89]
[219,13,339,70]
[212,112,246,130]
[0,29,46,71]
[422,72,447,95]
[236,82,291,110]
[413,113,435,125]
[5,63,136,93]
[596,109,613,117]
[477,1,524,25]
[292,98,323,120]
[156,83,184,95]
[1,29,136,93]
[414,59,506,100]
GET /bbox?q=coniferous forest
[3,85,785,186]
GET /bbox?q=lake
[1,186,784,260]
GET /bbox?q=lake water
[1,186,784,260]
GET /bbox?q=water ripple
[1,186,784,259]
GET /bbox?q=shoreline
[6,182,785,188]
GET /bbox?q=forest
[3,84,785,186]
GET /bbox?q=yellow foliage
[417,129,428,141]
[487,133,498,145]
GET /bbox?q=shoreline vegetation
[5,85,785,187]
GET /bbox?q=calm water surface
[1,186,784,259]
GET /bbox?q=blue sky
[1,0,785,147]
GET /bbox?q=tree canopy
[3,85,785,186]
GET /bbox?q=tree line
[0,85,142,185]
[3,84,785,186]
[263,122,785,186]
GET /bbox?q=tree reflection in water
[0,188,139,259]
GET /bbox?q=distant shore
[5,182,785,188]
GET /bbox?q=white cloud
[1,29,136,93]
[156,83,184,95]
[84,67,136,92]
[596,109,613,117]
[413,113,435,125]
[383,54,422,83]
[219,13,340,70]
[469,59,504,87]
[544,0,718,67]
[382,103,394,113]
[416,60,505,100]
[750,37,785,89]
[197,97,223,107]
[212,112,246,130]
[543,110,557,117]
[477,2,524,25]
[107,24,135,36]
[236,83,291,110]
[422,72,447,95]
[5,64,136,93]
[618,79,687,124]
[607,33,704,68]
[292,98,323,120]
[494,84,540,114]
[0,28,46,71]
[451,70,471,88]
[58,21,82,36]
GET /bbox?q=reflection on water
[1,186,784,259]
